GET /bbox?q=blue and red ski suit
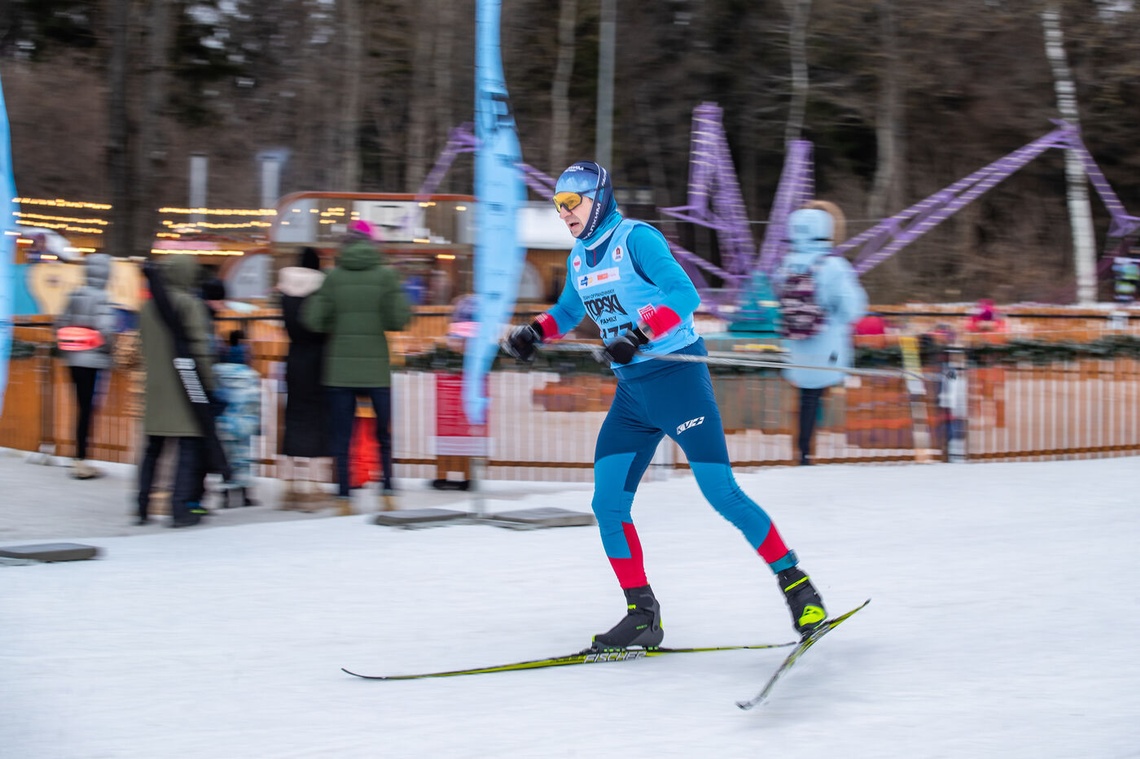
[533,209,800,589]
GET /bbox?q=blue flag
[0,72,18,416]
[465,0,526,426]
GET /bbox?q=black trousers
[137,435,206,520]
[68,366,100,461]
[327,386,393,497]
[797,387,828,463]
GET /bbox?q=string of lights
[163,220,273,230]
[17,211,109,226]
[11,195,276,254]
[157,206,276,216]
[11,194,473,258]
[15,197,112,210]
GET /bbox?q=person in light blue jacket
[774,202,868,465]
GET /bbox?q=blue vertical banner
[466,0,526,426]
[0,72,18,416]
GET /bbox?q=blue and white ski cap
[555,161,605,196]
[555,161,614,240]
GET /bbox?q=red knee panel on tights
[756,525,790,564]
[608,522,648,588]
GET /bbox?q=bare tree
[106,0,133,257]
[433,0,457,172]
[782,0,812,147]
[863,2,911,296]
[549,0,577,172]
[867,0,905,222]
[337,0,363,191]
[136,0,171,257]
[9,0,1140,304]
[404,0,436,192]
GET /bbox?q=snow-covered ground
[3,457,1138,758]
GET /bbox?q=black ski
[343,640,797,680]
[736,598,870,710]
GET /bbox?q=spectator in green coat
[302,221,412,514]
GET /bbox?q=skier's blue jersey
[545,216,699,377]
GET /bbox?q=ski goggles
[552,190,595,213]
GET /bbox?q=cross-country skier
[502,161,827,648]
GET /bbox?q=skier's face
[557,195,594,238]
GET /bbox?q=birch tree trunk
[1042,3,1098,304]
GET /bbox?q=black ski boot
[777,567,827,639]
[591,585,664,650]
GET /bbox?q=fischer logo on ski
[584,650,647,663]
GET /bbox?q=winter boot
[279,481,302,511]
[169,503,200,528]
[334,496,354,517]
[380,489,397,512]
[72,460,101,480]
[591,585,664,651]
[777,567,827,639]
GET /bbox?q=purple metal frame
[417,105,771,310]
[756,139,814,275]
[841,121,1140,275]
[418,113,1140,308]
[659,103,757,294]
[416,122,555,202]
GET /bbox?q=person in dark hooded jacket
[138,255,217,527]
[302,222,412,515]
[57,253,117,479]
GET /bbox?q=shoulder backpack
[778,261,826,340]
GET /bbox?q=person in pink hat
[966,298,1006,333]
[303,220,412,514]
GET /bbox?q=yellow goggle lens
[553,191,590,212]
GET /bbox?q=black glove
[502,322,542,363]
[603,326,650,364]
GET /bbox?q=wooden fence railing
[4,320,1139,482]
